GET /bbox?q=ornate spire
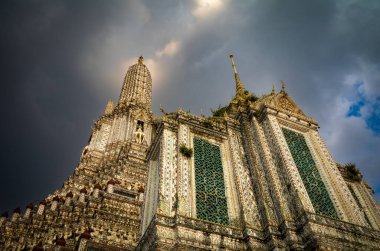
[271,83,275,95]
[280,80,286,93]
[229,54,246,96]
[118,56,152,110]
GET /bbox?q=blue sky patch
[347,99,365,117]
[346,82,366,117]
[366,98,380,134]
[346,82,380,135]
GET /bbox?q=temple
[1,56,380,250]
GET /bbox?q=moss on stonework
[203,119,213,128]
[179,144,193,158]
[240,90,258,103]
[211,105,230,117]
[209,91,258,118]
[246,93,258,102]
[345,163,362,182]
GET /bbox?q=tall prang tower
[0,56,156,250]
[1,55,380,251]
[89,55,154,162]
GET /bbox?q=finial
[229,54,246,96]
[271,84,275,94]
[200,108,205,117]
[280,80,286,93]
[229,54,238,75]
[160,104,168,115]
[138,56,144,64]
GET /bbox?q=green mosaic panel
[282,128,338,219]
[193,138,229,225]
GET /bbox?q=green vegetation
[345,163,362,182]
[211,105,229,117]
[209,92,258,118]
[203,118,213,128]
[246,93,258,102]
[179,144,193,158]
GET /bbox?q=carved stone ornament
[133,127,146,145]
[279,96,295,112]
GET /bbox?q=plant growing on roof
[345,163,362,182]
[211,105,230,117]
[246,93,258,102]
[179,144,193,158]
[203,118,213,128]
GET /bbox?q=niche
[137,120,144,131]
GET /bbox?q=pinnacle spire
[271,83,275,94]
[117,56,152,109]
[138,56,144,64]
[280,80,286,93]
[104,99,114,114]
[229,54,246,96]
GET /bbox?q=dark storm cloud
[0,0,132,211]
[1,0,380,212]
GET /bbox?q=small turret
[25,203,33,218]
[12,208,21,222]
[271,84,276,95]
[280,80,286,93]
[104,99,114,115]
[229,54,247,97]
[0,212,8,225]
[37,200,47,215]
[51,196,60,211]
[65,192,73,206]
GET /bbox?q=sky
[0,0,380,213]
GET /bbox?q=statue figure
[133,127,146,144]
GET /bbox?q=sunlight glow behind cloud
[192,0,225,19]
[155,40,181,57]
